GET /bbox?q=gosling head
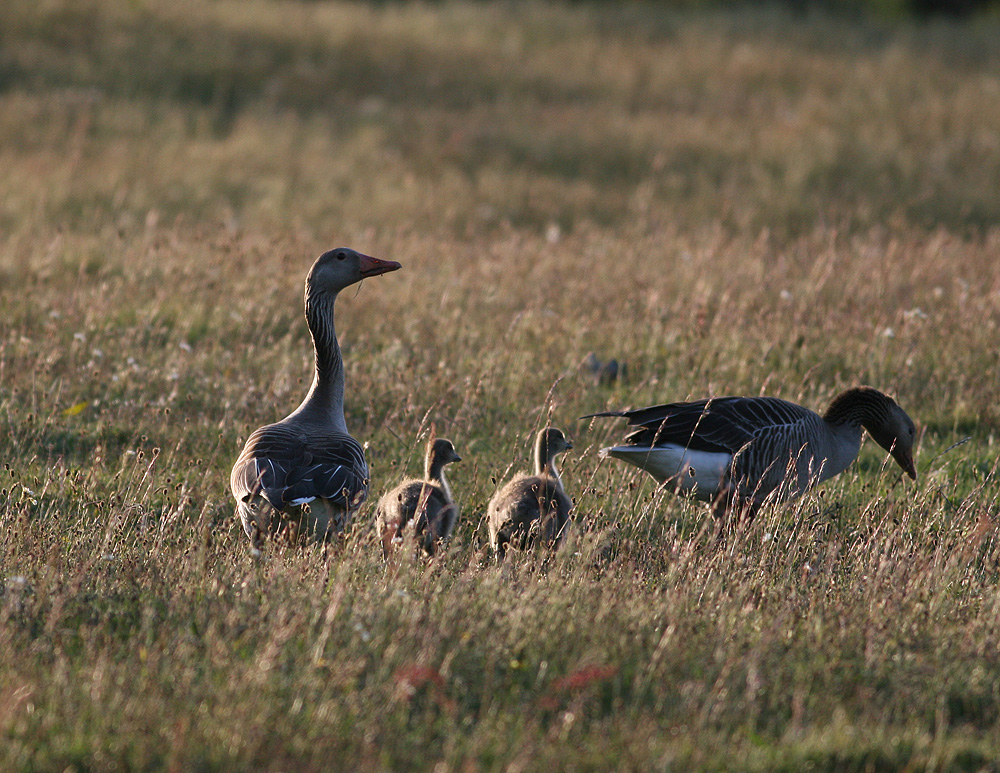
[429,438,462,466]
[538,427,573,465]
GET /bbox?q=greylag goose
[230,247,401,547]
[375,438,462,556]
[488,428,574,560]
[586,387,917,519]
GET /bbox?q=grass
[2,0,1000,769]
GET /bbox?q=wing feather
[601,396,818,455]
[230,422,369,511]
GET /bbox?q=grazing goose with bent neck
[375,438,462,557]
[488,427,574,560]
[587,387,917,521]
[230,247,401,547]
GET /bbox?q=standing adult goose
[375,438,462,556]
[586,387,917,520]
[230,247,401,547]
[488,427,574,560]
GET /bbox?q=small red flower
[540,664,619,710]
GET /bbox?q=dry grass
[2,0,1000,770]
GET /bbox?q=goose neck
[293,288,347,432]
[426,452,446,482]
[534,440,561,484]
[426,453,454,502]
[823,387,893,434]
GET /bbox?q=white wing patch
[288,496,317,506]
[602,444,732,500]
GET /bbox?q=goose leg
[710,485,733,545]
[494,529,511,563]
[286,518,301,546]
[377,507,402,557]
[432,503,459,551]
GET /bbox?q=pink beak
[359,253,401,278]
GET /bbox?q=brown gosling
[488,428,573,561]
[375,438,462,556]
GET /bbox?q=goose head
[308,247,401,295]
[867,403,918,480]
[537,427,573,468]
[429,438,462,466]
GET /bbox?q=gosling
[488,428,573,560]
[375,438,462,556]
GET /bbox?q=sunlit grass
[2,0,1000,769]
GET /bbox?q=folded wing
[591,397,811,452]
[230,422,369,511]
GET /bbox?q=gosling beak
[359,253,402,278]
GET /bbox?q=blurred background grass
[2,0,1000,770]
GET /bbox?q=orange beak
[359,253,402,278]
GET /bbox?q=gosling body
[375,438,462,555]
[488,428,574,560]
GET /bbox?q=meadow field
[2,0,1000,769]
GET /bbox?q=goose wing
[588,396,816,456]
[230,423,369,511]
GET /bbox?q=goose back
[231,423,369,511]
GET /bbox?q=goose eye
[336,251,347,261]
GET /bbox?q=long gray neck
[426,453,453,502]
[534,436,561,483]
[289,287,347,432]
